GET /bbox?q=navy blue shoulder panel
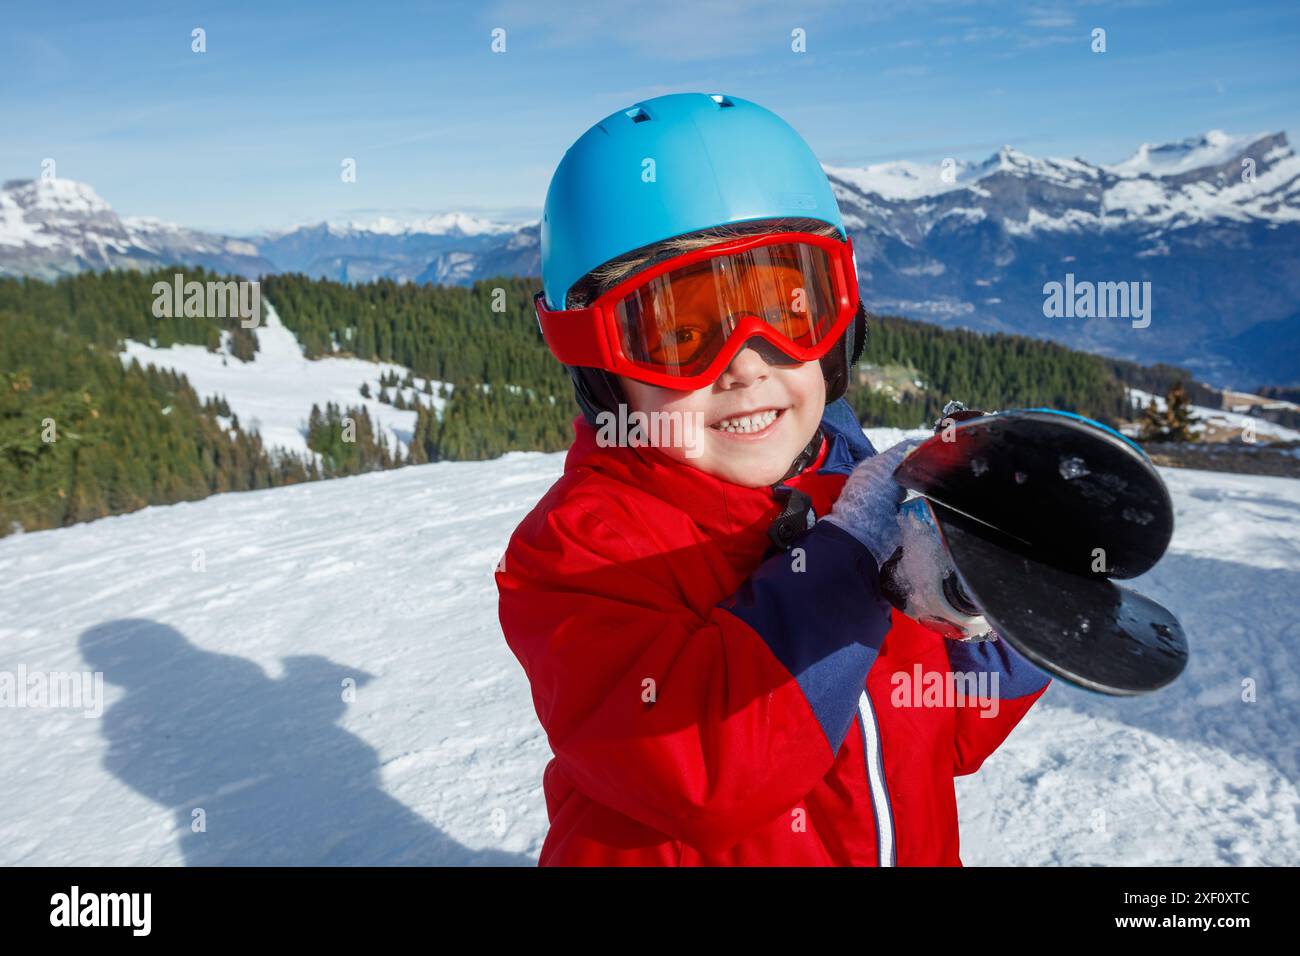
[817,397,876,476]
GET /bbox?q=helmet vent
[625,107,651,123]
[710,94,735,108]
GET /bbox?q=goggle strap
[535,292,610,368]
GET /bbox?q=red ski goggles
[535,231,860,391]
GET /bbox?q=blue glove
[823,438,923,571]
[825,437,994,642]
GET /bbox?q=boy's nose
[717,337,801,385]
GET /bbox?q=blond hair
[565,216,843,309]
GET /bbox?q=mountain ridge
[2,128,1296,386]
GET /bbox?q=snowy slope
[120,302,445,459]
[956,466,1300,865]
[0,438,1296,865]
[1126,388,1300,443]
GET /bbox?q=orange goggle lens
[610,241,841,378]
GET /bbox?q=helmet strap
[568,365,627,428]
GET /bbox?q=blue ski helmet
[538,92,866,421]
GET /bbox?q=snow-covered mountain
[4,129,1298,385]
[0,444,1295,865]
[253,218,536,285]
[824,130,1298,229]
[0,178,531,284]
[823,130,1300,386]
[0,178,275,279]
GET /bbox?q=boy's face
[617,343,827,488]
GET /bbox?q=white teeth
[712,408,780,434]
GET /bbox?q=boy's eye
[646,324,715,363]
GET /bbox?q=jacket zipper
[857,689,897,866]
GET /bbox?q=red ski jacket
[497,398,1050,866]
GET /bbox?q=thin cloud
[1017,32,1080,48]
[1025,6,1077,28]
[484,0,883,61]
[882,65,930,77]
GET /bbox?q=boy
[497,93,1050,866]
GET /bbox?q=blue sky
[4,0,1297,234]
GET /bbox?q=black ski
[895,407,1188,695]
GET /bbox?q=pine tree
[1139,382,1196,442]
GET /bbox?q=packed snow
[0,428,1296,866]
[120,302,446,459]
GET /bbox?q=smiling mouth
[709,407,785,434]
